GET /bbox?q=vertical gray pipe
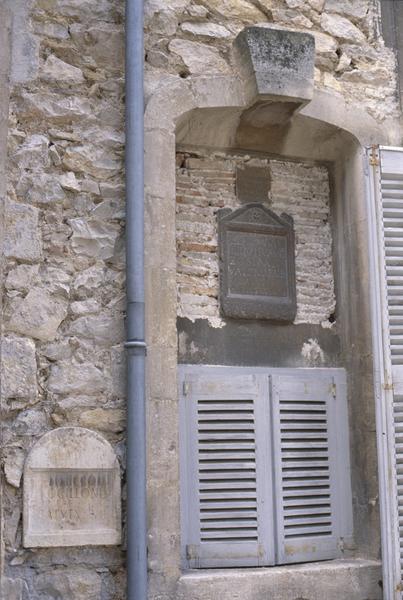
[125,0,147,599]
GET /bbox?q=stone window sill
[177,558,382,600]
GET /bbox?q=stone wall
[176,152,334,326]
[145,0,398,122]
[0,0,400,598]
[1,0,126,597]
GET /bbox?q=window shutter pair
[179,366,352,569]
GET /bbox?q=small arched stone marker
[23,427,121,547]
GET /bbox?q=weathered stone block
[24,427,121,547]
[321,13,366,43]
[4,200,42,261]
[5,264,40,292]
[79,408,126,433]
[68,314,125,346]
[41,54,84,84]
[35,568,102,600]
[4,447,25,488]
[1,336,37,399]
[169,39,230,74]
[47,361,106,395]
[8,288,68,342]
[1,577,29,600]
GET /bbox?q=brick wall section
[176,153,335,325]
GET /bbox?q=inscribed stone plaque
[23,427,121,548]
[218,203,296,321]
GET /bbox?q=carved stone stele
[218,203,297,321]
[23,427,121,548]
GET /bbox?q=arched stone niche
[144,26,400,600]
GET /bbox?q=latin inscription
[24,427,121,547]
[30,469,116,534]
[218,203,297,321]
[227,231,287,297]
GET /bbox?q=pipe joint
[125,340,147,355]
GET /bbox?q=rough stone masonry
[0,0,400,598]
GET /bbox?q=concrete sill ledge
[177,558,382,600]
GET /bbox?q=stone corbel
[233,26,315,126]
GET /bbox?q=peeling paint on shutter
[271,371,352,564]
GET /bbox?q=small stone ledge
[177,559,382,600]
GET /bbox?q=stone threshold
[177,558,382,600]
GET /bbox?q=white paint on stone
[23,427,121,547]
[301,337,325,366]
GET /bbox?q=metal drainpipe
[125,0,147,599]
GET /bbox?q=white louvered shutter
[370,146,403,594]
[271,371,352,564]
[179,368,274,568]
[382,150,403,368]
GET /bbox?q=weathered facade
[1,0,403,598]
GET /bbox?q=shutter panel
[381,149,403,369]
[271,370,352,564]
[179,367,274,568]
[375,147,403,585]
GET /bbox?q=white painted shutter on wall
[271,371,352,564]
[179,369,274,568]
[370,146,403,592]
[180,366,352,569]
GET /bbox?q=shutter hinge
[338,537,345,552]
[383,381,394,391]
[369,145,379,167]
[183,382,191,396]
[331,382,337,398]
